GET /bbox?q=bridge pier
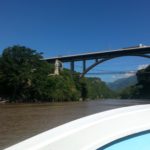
[95,58,99,63]
[83,60,86,73]
[70,61,75,73]
[45,46,150,77]
[54,59,63,75]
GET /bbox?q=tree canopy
[0,46,52,101]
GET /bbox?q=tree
[0,45,52,102]
[48,70,80,101]
[136,65,150,99]
[136,65,150,85]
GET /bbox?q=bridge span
[44,45,150,77]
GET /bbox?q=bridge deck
[44,46,150,63]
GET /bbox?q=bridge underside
[80,54,150,77]
[45,46,150,77]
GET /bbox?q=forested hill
[85,77,115,99]
[120,65,150,99]
[0,45,115,102]
[108,76,137,91]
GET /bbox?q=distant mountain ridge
[107,76,137,91]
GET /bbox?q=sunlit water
[0,99,149,149]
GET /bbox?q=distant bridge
[44,45,150,77]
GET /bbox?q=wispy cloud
[112,71,136,81]
[111,64,149,82]
[137,64,149,70]
[123,72,136,78]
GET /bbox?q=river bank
[0,99,150,149]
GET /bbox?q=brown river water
[0,99,150,149]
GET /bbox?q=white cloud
[137,64,149,70]
[112,75,122,80]
[123,72,136,78]
[112,71,136,81]
[111,64,150,82]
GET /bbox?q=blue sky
[0,0,150,82]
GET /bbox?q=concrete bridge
[44,44,150,77]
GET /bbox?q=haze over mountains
[107,75,137,91]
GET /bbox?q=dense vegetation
[120,65,150,99]
[85,77,115,99]
[0,45,114,102]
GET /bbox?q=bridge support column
[83,60,86,75]
[80,58,110,78]
[70,61,74,73]
[95,58,99,63]
[54,59,63,75]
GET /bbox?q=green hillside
[120,65,150,99]
[108,76,137,91]
[85,77,115,99]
